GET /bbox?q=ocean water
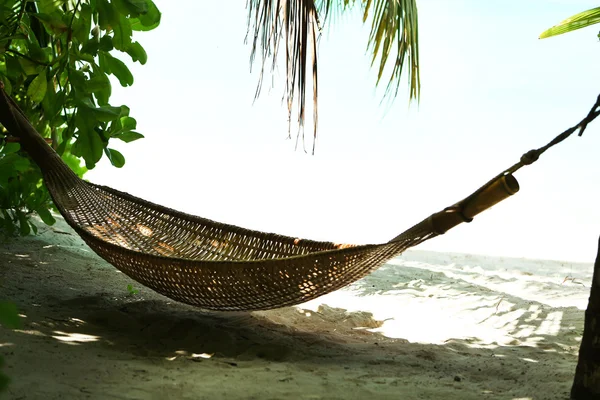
[300,250,593,344]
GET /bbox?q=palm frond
[316,0,420,100]
[315,0,350,27]
[363,0,419,100]
[247,0,320,153]
[539,6,600,39]
[246,0,420,152]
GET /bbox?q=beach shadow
[0,227,583,400]
[1,254,582,360]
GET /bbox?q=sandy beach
[0,216,591,399]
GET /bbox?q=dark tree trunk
[571,236,600,399]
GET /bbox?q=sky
[88,0,600,262]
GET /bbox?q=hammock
[1,87,596,311]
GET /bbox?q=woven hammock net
[0,89,519,311]
[45,157,437,310]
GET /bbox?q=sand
[0,216,591,400]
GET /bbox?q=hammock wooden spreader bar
[1,84,597,311]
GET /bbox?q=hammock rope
[0,84,598,311]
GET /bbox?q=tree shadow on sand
[0,227,585,399]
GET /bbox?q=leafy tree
[0,1,160,392]
[0,0,160,236]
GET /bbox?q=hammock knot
[520,150,539,165]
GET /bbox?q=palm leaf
[358,0,419,100]
[540,6,600,39]
[246,0,420,152]
[317,0,420,99]
[247,0,320,152]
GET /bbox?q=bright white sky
[88,0,600,262]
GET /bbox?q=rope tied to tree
[511,93,600,173]
[408,91,600,236]
[467,92,600,203]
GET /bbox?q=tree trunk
[571,236,600,399]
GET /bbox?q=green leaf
[96,0,118,30]
[99,35,114,52]
[18,58,38,76]
[80,99,122,122]
[0,171,10,189]
[112,0,131,15]
[87,72,112,106]
[114,0,149,16]
[27,69,48,103]
[116,131,143,143]
[27,38,49,64]
[126,284,139,295]
[73,3,93,43]
[17,211,30,236]
[105,148,125,167]
[36,207,56,226]
[112,14,133,51]
[96,106,122,122]
[540,7,600,39]
[124,0,149,15]
[5,55,23,79]
[72,130,104,169]
[126,41,147,64]
[42,85,62,122]
[119,105,131,117]
[33,13,68,35]
[14,157,30,172]
[0,302,20,329]
[69,69,88,95]
[72,110,105,169]
[12,156,30,173]
[61,151,88,177]
[121,116,137,131]
[81,39,100,56]
[130,0,161,31]
[37,0,61,14]
[0,154,28,174]
[1,143,20,154]
[100,52,134,87]
[86,75,111,94]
